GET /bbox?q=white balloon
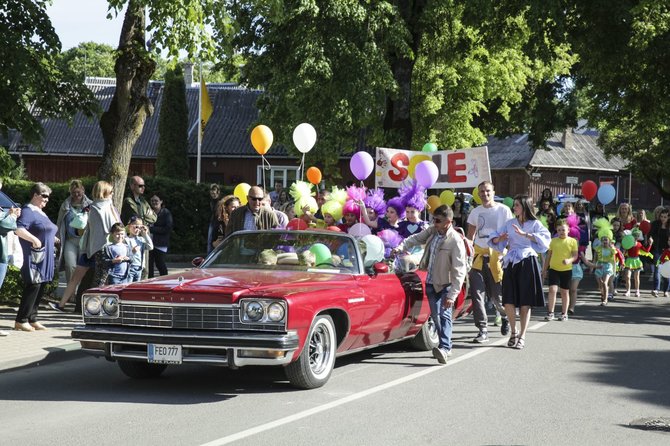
[292,123,317,154]
[660,262,670,279]
[360,235,385,267]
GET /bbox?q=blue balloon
[597,184,616,205]
[556,203,564,215]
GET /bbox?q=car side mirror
[192,257,205,267]
[372,262,389,275]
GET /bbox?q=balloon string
[262,155,272,191]
[300,154,305,181]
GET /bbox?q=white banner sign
[374,146,491,189]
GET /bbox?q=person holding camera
[125,216,153,282]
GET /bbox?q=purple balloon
[350,151,374,181]
[415,160,439,189]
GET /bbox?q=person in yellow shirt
[542,220,579,321]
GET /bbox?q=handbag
[29,247,46,284]
[70,209,89,230]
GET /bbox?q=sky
[47,0,125,50]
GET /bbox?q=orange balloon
[427,195,442,213]
[251,125,273,155]
[306,167,322,185]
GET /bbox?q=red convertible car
[72,230,440,389]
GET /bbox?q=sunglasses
[248,196,263,202]
[40,194,50,199]
[137,185,145,188]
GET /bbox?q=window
[257,165,299,189]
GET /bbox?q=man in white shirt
[466,181,513,343]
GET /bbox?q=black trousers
[16,282,47,323]
[149,249,168,278]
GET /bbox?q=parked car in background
[72,230,439,389]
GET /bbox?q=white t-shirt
[467,203,514,249]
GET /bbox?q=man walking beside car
[393,205,467,364]
[466,180,514,343]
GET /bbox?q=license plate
[148,343,182,364]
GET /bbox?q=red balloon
[639,220,651,235]
[326,225,342,232]
[286,218,308,230]
[582,180,597,201]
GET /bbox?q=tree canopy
[57,42,117,80]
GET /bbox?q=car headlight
[85,296,101,315]
[102,296,119,316]
[245,301,264,321]
[267,302,285,322]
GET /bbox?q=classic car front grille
[85,304,285,332]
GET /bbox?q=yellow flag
[200,78,213,137]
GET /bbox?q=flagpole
[197,60,202,184]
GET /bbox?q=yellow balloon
[233,183,251,206]
[440,190,455,206]
[251,125,273,155]
[472,186,483,205]
[427,195,442,213]
[407,154,430,179]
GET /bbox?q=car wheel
[409,317,439,351]
[285,315,336,389]
[117,360,167,379]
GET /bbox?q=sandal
[507,333,518,348]
[515,337,525,350]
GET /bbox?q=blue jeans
[426,283,453,351]
[653,258,670,292]
[108,275,128,285]
[128,266,142,283]
[0,262,8,288]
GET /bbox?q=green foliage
[0,148,26,180]
[0,266,60,306]
[57,42,117,80]
[0,0,99,144]
[156,65,190,179]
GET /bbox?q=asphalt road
[2,287,670,446]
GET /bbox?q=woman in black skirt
[490,195,551,349]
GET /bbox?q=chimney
[562,127,574,150]
[183,62,194,86]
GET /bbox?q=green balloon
[503,197,514,208]
[309,243,332,265]
[621,235,635,250]
[422,142,438,153]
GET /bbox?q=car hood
[96,268,356,304]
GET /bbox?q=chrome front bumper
[72,325,299,367]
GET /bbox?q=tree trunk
[98,0,156,211]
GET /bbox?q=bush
[0,265,59,306]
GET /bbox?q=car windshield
[203,230,362,274]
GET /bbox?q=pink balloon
[415,160,439,189]
[350,152,374,181]
[348,223,372,237]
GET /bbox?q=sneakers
[558,313,568,321]
[652,290,659,298]
[494,315,502,326]
[544,313,556,321]
[473,331,489,343]
[432,347,449,364]
[635,291,641,298]
[665,292,669,298]
[624,291,631,297]
[500,319,510,336]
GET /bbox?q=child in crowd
[623,228,653,297]
[126,216,154,282]
[542,219,579,321]
[657,236,670,297]
[104,223,131,285]
[584,219,617,306]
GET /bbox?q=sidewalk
[0,263,192,372]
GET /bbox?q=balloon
[326,225,342,232]
[292,123,317,154]
[233,183,251,206]
[350,151,374,181]
[421,142,438,153]
[309,243,332,266]
[407,154,430,179]
[287,218,308,230]
[306,167,322,185]
[597,184,616,205]
[556,203,564,216]
[582,180,597,201]
[427,195,442,213]
[621,234,635,250]
[472,186,482,205]
[639,220,651,235]
[348,223,371,237]
[503,197,514,208]
[440,190,455,206]
[414,160,439,189]
[251,125,273,155]
[360,235,385,267]
[659,262,670,279]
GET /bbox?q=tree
[57,42,117,80]
[568,0,670,199]
[221,0,575,178]
[99,0,227,209]
[156,65,190,178]
[0,0,98,144]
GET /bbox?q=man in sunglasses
[225,186,278,236]
[121,175,156,228]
